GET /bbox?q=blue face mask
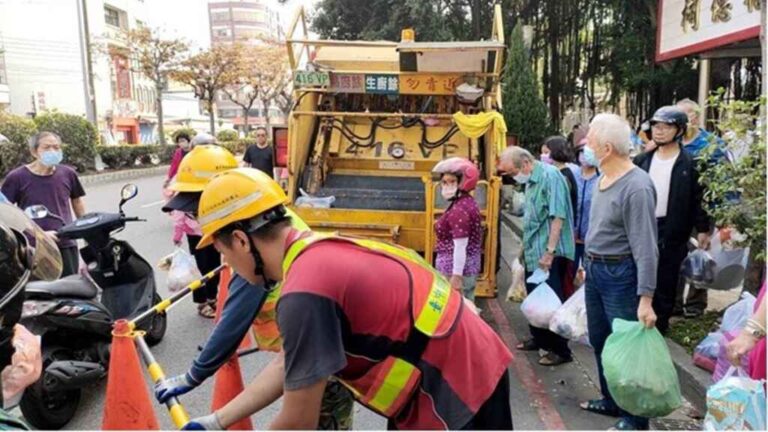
[40,150,63,167]
[582,146,600,167]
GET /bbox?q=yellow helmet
[196,168,288,248]
[170,145,238,193]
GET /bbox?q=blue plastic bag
[704,367,766,430]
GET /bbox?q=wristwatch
[546,246,556,254]
[744,319,766,339]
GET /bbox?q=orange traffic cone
[102,320,159,430]
[211,267,253,430]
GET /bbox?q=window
[104,6,122,28]
[210,10,231,22]
[214,27,231,38]
[112,54,132,99]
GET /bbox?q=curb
[79,165,169,186]
[499,212,709,414]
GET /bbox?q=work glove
[182,413,223,430]
[155,373,197,404]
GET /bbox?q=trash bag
[549,286,589,345]
[602,319,682,417]
[694,332,725,373]
[520,282,562,329]
[721,292,757,333]
[704,367,766,431]
[167,248,203,292]
[506,258,527,302]
[713,330,750,383]
[697,229,749,291]
[681,249,716,284]
[295,188,335,208]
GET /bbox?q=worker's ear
[231,230,251,252]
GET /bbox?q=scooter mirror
[121,184,138,202]
[24,205,49,220]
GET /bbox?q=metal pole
[77,0,98,124]
[128,264,227,330]
[135,334,191,429]
[697,58,711,129]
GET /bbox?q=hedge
[97,145,176,170]
[0,112,37,176]
[216,129,239,142]
[219,138,255,156]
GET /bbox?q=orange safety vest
[250,208,308,352]
[280,233,463,418]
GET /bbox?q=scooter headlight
[21,300,58,319]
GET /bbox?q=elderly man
[498,146,575,366]
[1,131,87,276]
[579,113,658,430]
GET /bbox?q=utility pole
[77,0,98,125]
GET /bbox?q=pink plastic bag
[1,324,42,408]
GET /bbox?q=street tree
[170,45,243,135]
[222,41,291,133]
[502,24,551,153]
[112,27,188,145]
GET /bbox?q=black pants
[524,256,573,359]
[654,218,691,334]
[387,371,513,430]
[59,246,80,277]
[186,235,220,304]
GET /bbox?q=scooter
[18,183,167,430]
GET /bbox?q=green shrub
[34,111,98,172]
[217,129,239,142]
[170,128,197,143]
[98,145,176,170]
[0,112,37,176]
[219,138,254,156]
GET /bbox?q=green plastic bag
[602,319,682,417]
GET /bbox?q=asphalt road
[39,173,697,430]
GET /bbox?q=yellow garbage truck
[284,5,507,297]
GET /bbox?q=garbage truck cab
[284,4,507,297]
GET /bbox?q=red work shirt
[277,231,513,429]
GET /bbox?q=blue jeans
[584,257,649,429]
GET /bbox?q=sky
[145,0,319,51]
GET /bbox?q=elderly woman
[432,157,483,304]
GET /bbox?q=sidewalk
[483,214,703,429]
[79,165,170,186]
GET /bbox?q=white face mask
[513,173,530,184]
[441,185,458,201]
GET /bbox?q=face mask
[582,146,601,167]
[578,152,593,167]
[441,185,458,201]
[540,153,553,165]
[513,173,530,184]
[179,141,191,151]
[40,150,63,167]
[1,324,42,409]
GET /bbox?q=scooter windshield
[0,203,62,281]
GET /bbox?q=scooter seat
[26,274,99,299]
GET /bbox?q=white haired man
[498,146,576,366]
[578,113,658,430]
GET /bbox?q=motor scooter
[19,183,167,429]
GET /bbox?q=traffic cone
[102,320,159,430]
[211,267,253,430]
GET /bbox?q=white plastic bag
[720,292,756,333]
[704,367,766,431]
[520,282,562,328]
[698,229,749,291]
[295,188,335,208]
[167,248,203,292]
[506,258,526,302]
[549,286,589,345]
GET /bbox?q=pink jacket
[167,148,188,180]
[171,210,202,244]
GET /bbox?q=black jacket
[634,145,711,245]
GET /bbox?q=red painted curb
[487,298,567,430]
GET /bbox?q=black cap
[161,192,201,214]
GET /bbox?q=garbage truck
[283,4,507,297]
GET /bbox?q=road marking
[141,200,166,208]
[487,298,567,430]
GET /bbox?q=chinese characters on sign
[681,0,701,32]
[364,74,399,94]
[294,71,330,88]
[711,0,732,22]
[399,74,463,95]
[329,74,365,93]
[744,0,760,13]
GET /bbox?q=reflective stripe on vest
[280,233,461,418]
